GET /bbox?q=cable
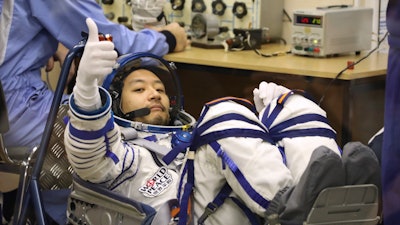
[283,9,292,23]
[253,48,291,57]
[318,31,389,106]
[247,33,291,57]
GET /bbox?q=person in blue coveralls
[382,0,400,224]
[0,0,188,223]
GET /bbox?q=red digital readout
[301,17,309,23]
[295,15,322,26]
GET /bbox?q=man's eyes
[131,87,166,93]
[157,88,166,93]
[133,88,144,92]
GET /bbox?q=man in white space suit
[63,17,292,225]
[64,16,197,215]
[64,18,380,225]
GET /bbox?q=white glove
[73,18,117,111]
[131,0,166,30]
[253,81,290,112]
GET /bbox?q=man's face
[120,69,170,125]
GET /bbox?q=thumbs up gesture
[73,18,118,111]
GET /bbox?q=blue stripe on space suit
[0,0,170,148]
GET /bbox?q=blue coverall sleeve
[28,0,170,56]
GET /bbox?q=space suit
[170,89,346,225]
[174,97,294,225]
[64,19,380,225]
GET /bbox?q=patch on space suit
[139,167,173,197]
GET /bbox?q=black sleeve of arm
[160,30,177,53]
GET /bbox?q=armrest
[68,174,157,225]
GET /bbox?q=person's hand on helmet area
[162,22,189,52]
[149,22,189,52]
[73,18,118,111]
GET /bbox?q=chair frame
[0,42,86,225]
[1,79,39,224]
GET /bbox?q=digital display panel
[294,14,323,27]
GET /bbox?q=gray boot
[342,141,382,217]
[266,146,345,225]
[342,141,380,188]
